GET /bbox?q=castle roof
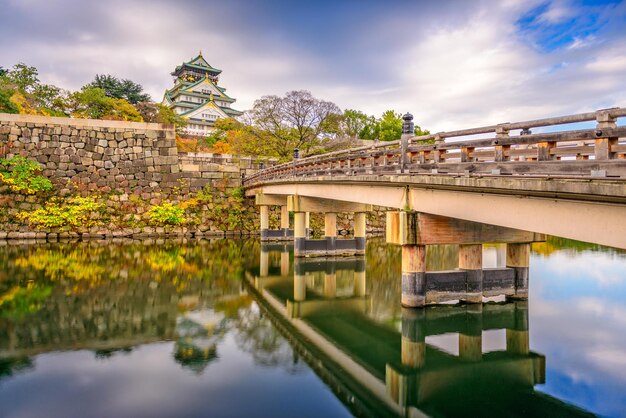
[171,52,222,77]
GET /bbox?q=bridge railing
[244,107,626,185]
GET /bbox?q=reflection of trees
[94,347,133,359]
[0,357,33,379]
[234,305,306,374]
[0,239,259,356]
[533,236,626,257]
[0,284,51,320]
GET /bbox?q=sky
[0,0,625,132]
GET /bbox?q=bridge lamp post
[401,113,414,174]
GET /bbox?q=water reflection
[0,238,624,417]
[249,247,590,417]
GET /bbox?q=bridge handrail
[244,107,626,184]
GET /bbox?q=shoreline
[0,228,385,243]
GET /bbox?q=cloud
[0,0,624,133]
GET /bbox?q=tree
[377,110,403,141]
[69,87,143,121]
[342,109,369,138]
[135,102,187,131]
[85,74,151,104]
[0,89,18,114]
[31,84,67,116]
[249,90,342,159]
[227,124,279,158]
[0,67,7,77]
[6,63,39,93]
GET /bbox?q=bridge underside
[246,174,626,249]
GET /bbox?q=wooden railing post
[537,141,556,161]
[433,133,445,163]
[461,146,475,163]
[595,110,617,160]
[495,124,510,162]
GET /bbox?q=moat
[0,237,624,417]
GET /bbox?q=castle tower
[162,51,243,136]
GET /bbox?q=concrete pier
[507,243,530,300]
[324,213,337,253]
[256,194,294,241]
[294,211,307,257]
[401,244,426,307]
[387,211,543,306]
[458,244,483,303]
[287,195,372,257]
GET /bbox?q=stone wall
[0,114,181,194]
[0,113,385,239]
[0,114,280,238]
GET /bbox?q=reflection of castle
[246,250,595,418]
[173,310,228,374]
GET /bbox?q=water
[0,238,624,418]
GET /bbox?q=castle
[162,52,243,136]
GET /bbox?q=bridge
[244,107,626,307]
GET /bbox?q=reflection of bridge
[245,108,626,255]
[245,252,595,417]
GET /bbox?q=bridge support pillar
[324,213,337,253]
[402,244,426,308]
[354,212,366,254]
[507,243,530,300]
[280,206,290,237]
[305,212,311,238]
[260,205,269,240]
[294,212,307,257]
[256,194,293,241]
[459,244,483,303]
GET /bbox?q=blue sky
[0,0,625,131]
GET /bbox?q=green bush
[148,202,185,226]
[0,156,53,194]
[16,196,103,230]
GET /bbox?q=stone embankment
[0,114,385,239]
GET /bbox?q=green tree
[0,67,7,77]
[135,102,187,131]
[377,110,403,141]
[85,74,151,104]
[31,84,67,116]
[0,88,18,114]
[69,87,143,121]
[342,109,369,138]
[0,63,67,116]
[6,63,39,93]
